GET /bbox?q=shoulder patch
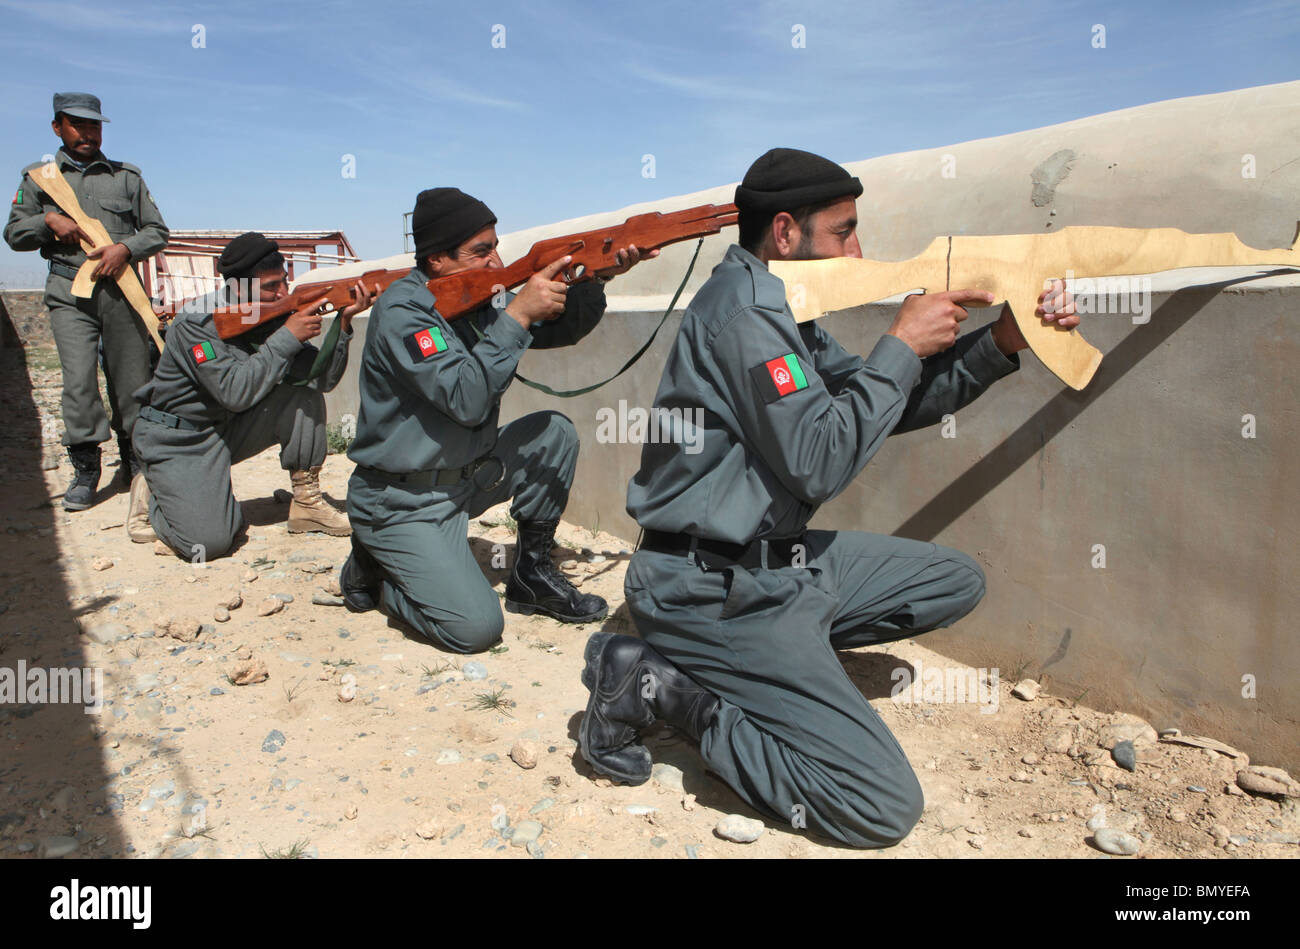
[191,341,215,365]
[403,325,448,361]
[11,188,21,206]
[748,353,810,404]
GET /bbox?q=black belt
[48,260,81,280]
[356,455,505,492]
[139,405,202,432]
[638,529,807,570]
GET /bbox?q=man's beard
[795,231,816,260]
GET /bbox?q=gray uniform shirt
[134,296,352,428]
[626,243,1019,543]
[348,268,606,474]
[4,147,169,269]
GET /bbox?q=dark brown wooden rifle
[155,202,738,339]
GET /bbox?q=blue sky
[2,0,1297,285]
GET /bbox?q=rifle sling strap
[469,237,704,399]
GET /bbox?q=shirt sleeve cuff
[266,325,305,359]
[965,325,1021,383]
[485,308,532,352]
[865,333,924,391]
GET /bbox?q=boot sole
[286,522,352,536]
[578,632,651,786]
[505,599,608,624]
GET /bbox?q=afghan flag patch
[404,325,448,361]
[11,188,21,206]
[191,341,215,364]
[749,353,809,403]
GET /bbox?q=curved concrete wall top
[302,79,1299,305]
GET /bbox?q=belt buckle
[470,455,505,492]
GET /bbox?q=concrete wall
[322,80,1300,772]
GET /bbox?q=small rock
[155,616,201,643]
[510,740,539,770]
[510,820,543,848]
[257,597,284,617]
[1020,753,1040,766]
[1011,679,1040,701]
[462,662,488,681]
[1093,827,1142,856]
[229,660,269,686]
[530,798,555,815]
[1111,740,1137,772]
[436,749,462,765]
[715,814,765,843]
[1010,771,1033,783]
[625,805,657,816]
[682,793,697,812]
[652,762,685,791]
[241,569,259,583]
[220,591,243,610]
[39,836,79,859]
[91,557,114,571]
[1098,713,1158,749]
[213,607,230,623]
[83,622,128,645]
[311,593,345,607]
[321,577,342,596]
[272,592,294,603]
[209,688,225,696]
[262,730,287,753]
[1237,766,1300,798]
[1017,827,1035,838]
[415,819,443,840]
[345,805,358,820]
[1168,806,1188,823]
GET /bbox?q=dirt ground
[1,345,1297,860]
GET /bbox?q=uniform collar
[723,242,789,313]
[56,146,112,173]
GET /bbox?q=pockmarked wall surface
[321,80,1300,773]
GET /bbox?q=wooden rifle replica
[24,162,165,351]
[770,224,1300,390]
[158,203,739,340]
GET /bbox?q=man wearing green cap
[131,232,377,560]
[579,147,1079,848]
[4,93,169,510]
[341,187,653,653]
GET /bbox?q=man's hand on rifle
[990,278,1079,355]
[594,244,659,280]
[505,255,571,330]
[44,211,89,247]
[339,279,380,332]
[284,294,331,343]
[87,242,131,280]
[888,288,993,358]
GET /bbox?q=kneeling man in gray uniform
[341,188,652,653]
[580,148,1078,848]
[132,232,375,559]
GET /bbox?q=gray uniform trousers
[623,528,986,849]
[46,272,153,446]
[134,382,328,560]
[347,411,577,654]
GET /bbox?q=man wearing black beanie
[130,231,377,558]
[341,188,654,653]
[580,148,1079,848]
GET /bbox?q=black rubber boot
[505,519,608,623]
[63,443,101,511]
[340,537,383,613]
[579,631,720,785]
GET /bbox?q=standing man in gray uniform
[580,148,1078,848]
[341,187,653,654]
[132,232,376,559]
[4,93,169,510]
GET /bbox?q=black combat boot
[579,631,720,785]
[340,537,383,613]
[112,434,136,489]
[63,443,101,511]
[505,519,608,623]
